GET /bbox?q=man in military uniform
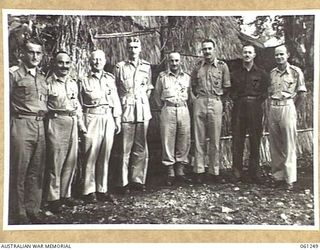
[9,38,48,224]
[191,39,231,184]
[46,51,87,213]
[268,45,306,190]
[154,52,192,186]
[114,37,153,193]
[231,44,269,183]
[80,49,122,203]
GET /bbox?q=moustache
[59,67,69,71]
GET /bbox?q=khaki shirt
[269,63,307,100]
[47,73,83,120]
[154,69,191,108]
[114,59,153,122]
[10,63,48,115]
[80,71,122,118]
[191,58,231,97]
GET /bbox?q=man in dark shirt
[231,44,268,183]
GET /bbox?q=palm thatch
[8,14,314,171]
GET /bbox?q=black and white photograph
[3,10,319,230]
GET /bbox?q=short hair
[168,51,181,56]
[22,37,43,51]
[201,39,216,48]
[91,49,106,58]
[54,50,70,59]
[127,37,141,44]
[275,44,289,52]
[242,44,256,52]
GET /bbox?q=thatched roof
[84,16,244,69]
[9,15,245,75]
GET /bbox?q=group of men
[9,36,306,225]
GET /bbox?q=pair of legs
[232,98,263,180]
[268,101,297,185]
[160,105,191,184]
[46,116,78,204]
[10,117,46,224]
[193,97,222,176]
[118,121,149,188]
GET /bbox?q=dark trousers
[231,97,263,177]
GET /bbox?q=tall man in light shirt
[154,52,192,186]
[191,39,231,184]
[80,50,122,203]
[114,37,153,193]
[268,45,307,190]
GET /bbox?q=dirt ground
[35,154,315,226]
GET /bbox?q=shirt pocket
[251,76,261,90]
[209,71,222,86]
[283,75,296,93]
[162,82,175,99]
[14,78,34,101]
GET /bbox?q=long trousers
[46,115,78,201]
[232,97,263,177]
[10,117,46,221]
[82,110,115,195]
[118,121,149,187]
[193,96,222,175]
[268,99,297,184]
[160,105,191,167]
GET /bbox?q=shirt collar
[167,69,184,77]
[91,70,104,79]
[23,64,37,77]
[242,62,257,72]
[126,59,141,67]
[202,57,218,67]
[52,73,70,83]
[275,63,291,75]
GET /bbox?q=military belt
[50,110,77,117]
[240,96,260,100]
[165,101,187,107]
[270,99,293,106]
[83,106,111,115]
[12,111,46,121]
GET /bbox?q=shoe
[116,185,130,195]
[130,183,146,192]
[84,193,97,204]
[47,200,62,214]
[210,175,226,184]
[15,215,30,225]
[62,197,83,207]
[27,213,42,224]
[176,175,192,184]
[96,192,118,204]
[285,183,294,191]
[271,180,286,188]
[165,176,175,186]
[193,173,203,184]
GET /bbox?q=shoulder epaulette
[217,60,226,65]
[270,67,277,73]
[141,59,151,65]
[9,65,19,74]
[116,61,125,68]
[158,71,167,78]
[104,71,115,79]
[289,64,302,73]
